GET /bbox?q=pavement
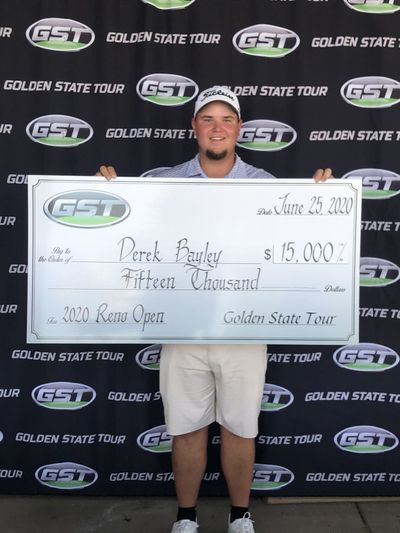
[1,495,400,533]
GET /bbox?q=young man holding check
[98,86,333,533]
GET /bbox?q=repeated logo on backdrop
[233,25,300,58]
[252,464,294,491]
[136,74,199,106]
[26,115,93,147]
[135,345,161,370]
[137,425,172,453]
[343,0,400,14]
[35,462,98,489]
[341,169,400,199]
[334,426,399,454]
[261,384,294,411]
[32,382,96,410]
[237,120,297,151]
[341,77,400,108]
[360,258,400,287]
[26,18,95,51]
[333,344,400,372]
[141,0,196,9]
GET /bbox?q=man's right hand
[96,165,117,180]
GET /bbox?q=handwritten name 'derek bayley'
[117,236,223,268]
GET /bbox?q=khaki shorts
[160,344,267,438]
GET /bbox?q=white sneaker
[171,519,199,532]
[228,512,255,533]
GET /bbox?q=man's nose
[212,120,223,131]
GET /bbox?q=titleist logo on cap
[199,88,235,103]
[194,86,241,117]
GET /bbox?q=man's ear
[191,117,198,138]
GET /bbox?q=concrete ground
[1,496,400,533]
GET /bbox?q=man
[98,86,333,533]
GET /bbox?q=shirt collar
[187,154,245,179]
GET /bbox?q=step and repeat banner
[1,0,400,497]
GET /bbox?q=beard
[205,149,228,161]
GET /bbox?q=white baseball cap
[193,86,241,118]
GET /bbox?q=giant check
[27,176,361,344]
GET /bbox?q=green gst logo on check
[43,190,130,228]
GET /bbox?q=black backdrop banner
[1,0,400,496]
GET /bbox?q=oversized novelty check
[27,176,361,344]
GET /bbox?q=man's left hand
[312,168,334,182]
